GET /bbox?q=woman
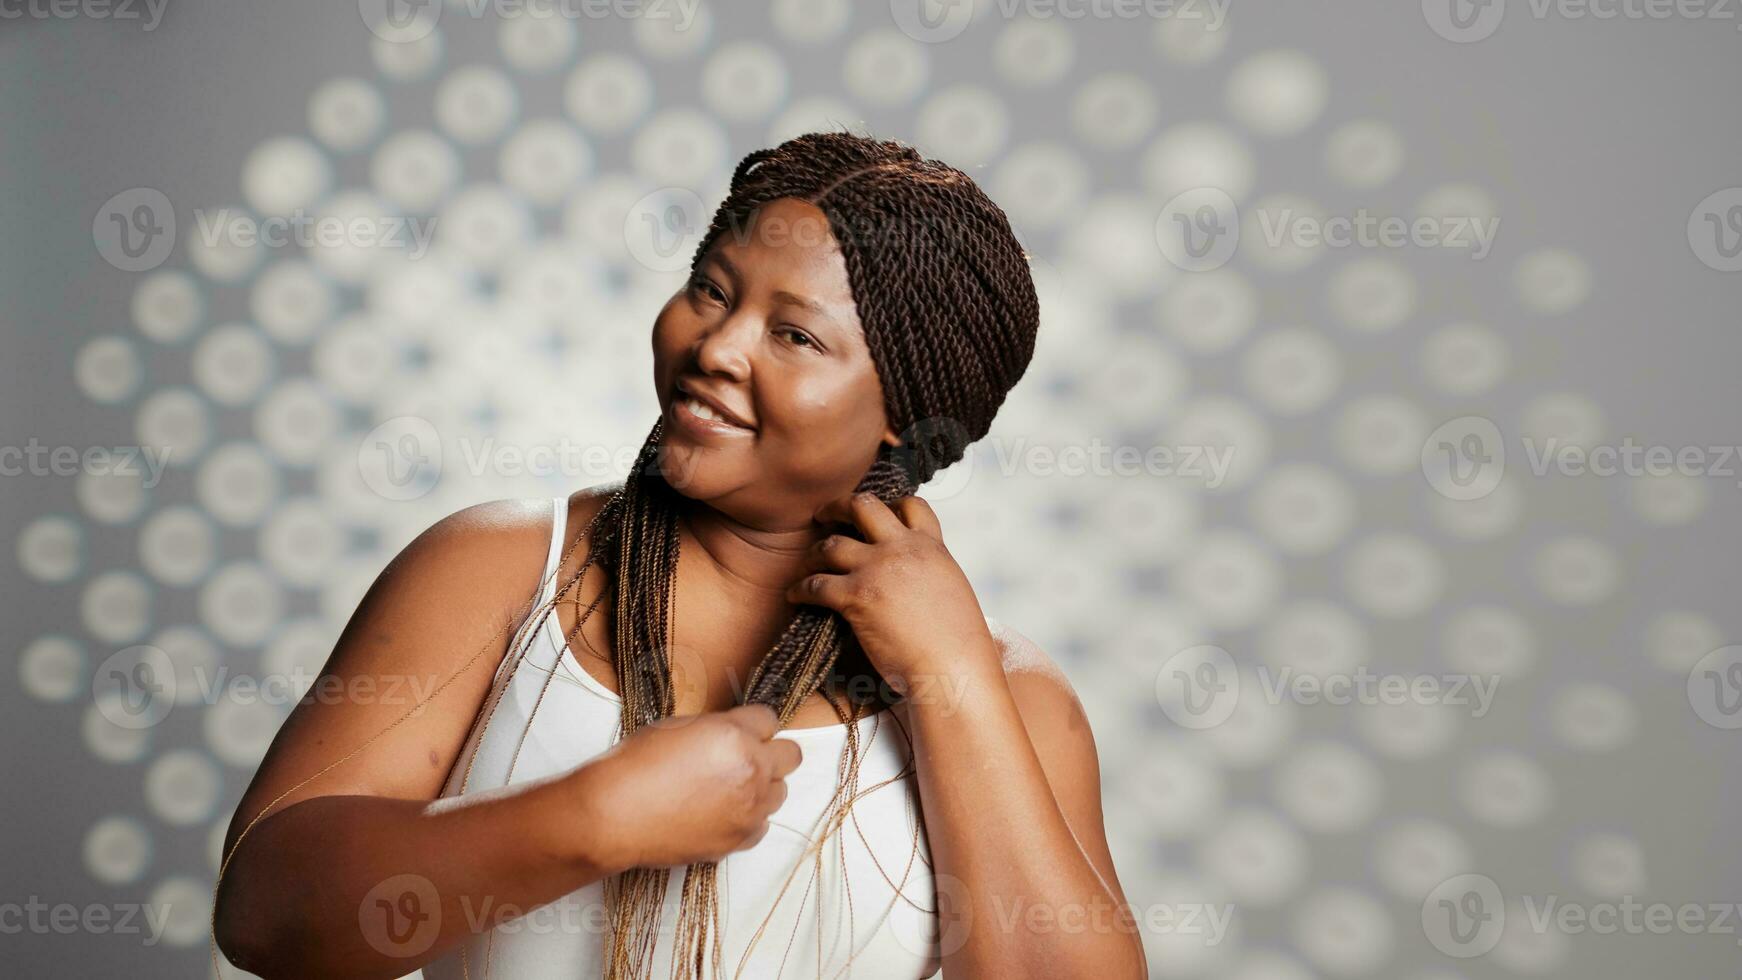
[213,133,1145,979]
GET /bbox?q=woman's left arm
[789,492,1149,980]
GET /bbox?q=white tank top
[419,497,942,980]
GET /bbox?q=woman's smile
[668,390,758,439]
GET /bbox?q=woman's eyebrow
[712,251,838,324]
[772,290,830,318]
[709,250,741,284]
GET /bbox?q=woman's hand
[785,491,1002,696]
[567,703,802,871]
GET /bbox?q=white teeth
[683,396,729,425]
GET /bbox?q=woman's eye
[780,327,818,350]
[690,277,726,303]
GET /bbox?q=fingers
[725,702,780,740]
[739,820,772,852]
[764,736,802,779]
[893,495,943,542]
[786,570,849,611]
[806,533,873,573]
[813,491,907,544]
[761,776,790,814]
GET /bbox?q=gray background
[4,0,1741,977]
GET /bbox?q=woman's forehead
[708,199,863,323]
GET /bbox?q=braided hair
[579,131,1042,978]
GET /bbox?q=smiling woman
[211,132,1144,980]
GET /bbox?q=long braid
[594,131,1041,979]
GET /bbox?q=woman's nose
[692,310,755,379]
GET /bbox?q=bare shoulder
[561,482,618,548]
[984,615,1092,736]
[372,485,616,632]
[400,483,613,573]
[985,615,1068,682]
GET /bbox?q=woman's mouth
[670,393,756,436]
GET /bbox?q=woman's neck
[674,494,826,601]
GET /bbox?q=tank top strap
[538,495,569,608]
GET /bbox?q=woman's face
[651,196,898,528]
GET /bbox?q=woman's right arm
[212,496,800,979]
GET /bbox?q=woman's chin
[653,439,734,496]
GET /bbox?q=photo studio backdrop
[4,1,1741,977]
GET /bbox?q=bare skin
[214,197,1144,979]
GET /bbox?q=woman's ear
[881,427,901,448]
